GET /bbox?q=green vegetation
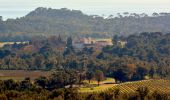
[0,77,169,100]
[1,7,170,39]
[0,32,169,81]
[0,32,169,99]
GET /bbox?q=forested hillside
[1,7,170,37]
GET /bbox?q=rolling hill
[1,7,170,37]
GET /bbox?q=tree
[3,79,18,90]
[35,76,48,88]
[136,67,148,80]
[157,66,167,79]
[66,36,73,50]
[112,35,119,45]
[49,70,68,89]
[95,70,104,86]
[39,43,53,57]
[86,71,94,84]
[64,37,74,55]
[81,54,88,72]
[58,34,63,43]
[112,69,128,83]
[113,88,120,99]
[149,67,155,79]
[49,69,78,89]
[152,12,159,17]
[136,87,149,100]
[19,77,33,91]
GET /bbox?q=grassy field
[79,79,170,94]
[0,70,51,81]
[79,78,116,93]
[83,78,115,85]
[79,84,115,93]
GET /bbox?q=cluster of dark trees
[103,32,170,80]
[2,7,170,37]
[0,35,65,70]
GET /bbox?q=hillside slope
[1,7,170,36]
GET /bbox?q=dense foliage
[0,32,169,82]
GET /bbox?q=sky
[0,0,170,20]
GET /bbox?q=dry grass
[0,70,51,81]
[79,84,115,93]
[79,78,115,93]
[83,78,115,85]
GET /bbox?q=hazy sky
[0,0,170,20]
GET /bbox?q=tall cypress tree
[64,36,74,56]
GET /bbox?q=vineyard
[110,79,170,94]
[0,70,51,81]
[79,79,170,94]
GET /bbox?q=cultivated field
[0,70,51,81]
[110,79,170,94]
[79,79,170,94]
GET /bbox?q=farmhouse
[73,37,113,50]
[95,39,113,46]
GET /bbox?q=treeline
[2,7,170,36]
